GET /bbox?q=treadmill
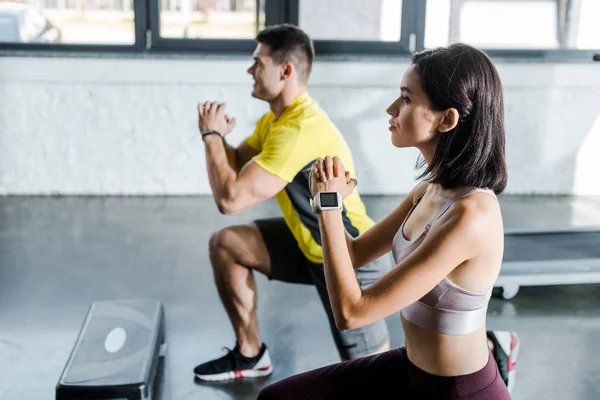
[495,227,600,299]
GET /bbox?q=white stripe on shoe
[195,364,273,381]
[507,332,520,393]
[494,331,514,356]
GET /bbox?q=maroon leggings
[257,347,511,400]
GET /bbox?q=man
[193,23,519,392]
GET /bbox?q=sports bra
[392,186,496,335]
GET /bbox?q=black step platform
[56,299,165,400]
[496,228,600,299]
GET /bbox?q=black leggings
[257,347,511,400]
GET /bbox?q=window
[295,0,423,57]
[0,0,135,45]
[0,14,19,42]
[576,0,600,50]
[159,0,265,39]
[425,0,600,50]
[0,0,597,59]
[21,8,47,42]
[299,0,402,42]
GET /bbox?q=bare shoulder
[438,190,502,245]
[439,191,503,289]
[457,190,500,215]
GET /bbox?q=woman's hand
[309,156,358,199]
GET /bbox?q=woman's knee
[257,383,282,400]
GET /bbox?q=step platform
[495,228,600,299]
[56,299,165,400]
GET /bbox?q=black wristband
[201,130,222,141]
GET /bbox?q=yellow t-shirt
[246,93,374,264]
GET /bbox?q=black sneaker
[487,331,520,393]
[194,343,273,381]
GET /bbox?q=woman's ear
[438,108,459,133]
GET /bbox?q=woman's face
[386,66,442,149]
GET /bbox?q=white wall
[1,55,599,195]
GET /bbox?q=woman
[258,43,511,400]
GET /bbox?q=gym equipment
[495,227,600,299]
[56,299,166,400]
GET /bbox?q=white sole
[195,365,273,382]
[507,332,520,393]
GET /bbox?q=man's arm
[204,134,287,214]
[198,102,285,214]
[223,140,238,172]
[225,140,259,174]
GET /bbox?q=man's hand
[198,101,237,137]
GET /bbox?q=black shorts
[255,218,391,360]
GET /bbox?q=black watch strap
[201,130,222,140]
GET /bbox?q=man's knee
[209,228,237,267]
[209,225,270,275]
[209,231,220,255]
[211,225,240,251]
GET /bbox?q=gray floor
[1,194,600,400]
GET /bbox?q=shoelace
[221,346,241,369]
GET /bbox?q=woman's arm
[310,156,492,331]
[345,181,429,270]
[321,198,492,331]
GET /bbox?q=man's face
[247,43,284,101]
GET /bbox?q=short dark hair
[412,43,508,194]
[256,24,315,84]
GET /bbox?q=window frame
[305,0,425,57]
[0,0,596,63]
[148,0,292,54]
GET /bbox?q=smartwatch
[310,192,343,213]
